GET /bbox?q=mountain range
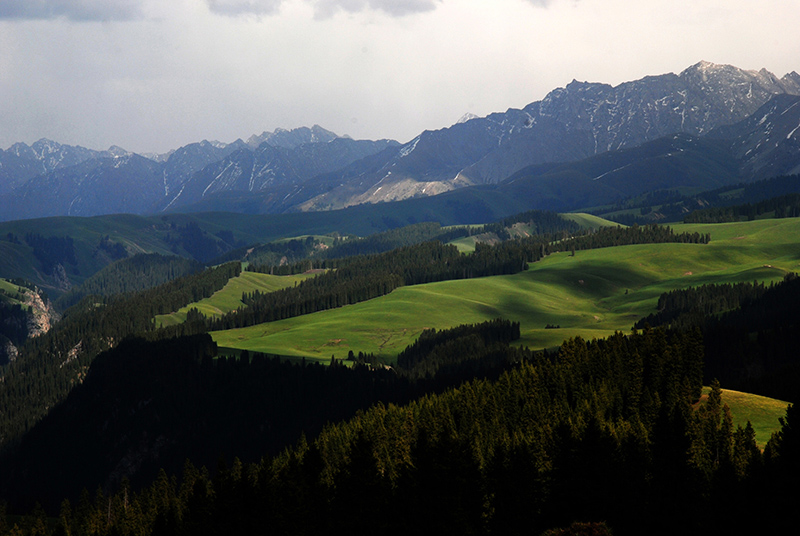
[1,61,799,222]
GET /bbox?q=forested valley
[0,207,797,535]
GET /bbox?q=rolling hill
[209,218,800,362]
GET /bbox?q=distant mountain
[160,137,398,212]
[706,93,800,179]
[0,139,121,195]
[2,62,799,221]
[0,128,396,221]
[285,61,800,211]
[5,154,164,221]
[245,124,340,149]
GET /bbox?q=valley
[207,218,800,362]
[0,60,799,535]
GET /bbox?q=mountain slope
[284,61,800,210]
[2,62,799,221]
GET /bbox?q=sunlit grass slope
[0,279,27,307]
[449,213,619,253]
[156,271,313,327]
[211,218,800,363]
[560,212,623,229]
[700,387,791,448]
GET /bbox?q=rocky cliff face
[0,283,58,365]
[24,287,58,338]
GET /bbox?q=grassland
[209,218,800,363]
[156,271,314,327]
[449,213,619,253]
[0,279,27,307]
[699,387,791,447]
[560,212,623,229]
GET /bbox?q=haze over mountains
[2,61,800,222]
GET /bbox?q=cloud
[311,0,442,18]
[205,0,285,17]
[0,0,143,21]
[202,0,442,19]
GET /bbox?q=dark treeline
[684,192,800,223]
[0,302,28,344]
[55,254,204,311]
[0,262,241,450]
[597,189,687,225]
[395,319,522,380]
[0,320,530,514]
[95,236,128,262]
[0,302,28,364]
[635,274,800,403]
[24,233,78,274]
[634,281,771,331]
[319,221,471,259]
[224,224,707,332]
[482,209,582,238]
[7,327,796,535]
[558,223,709,252]
[218,240,544,330]
[599,174,800,225]
[215,212,581,268]
[164,222,241,263]
[210,236,318,267]
[0,283,32,349]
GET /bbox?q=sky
[1,0,799,154]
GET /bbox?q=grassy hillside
[211,218,800,362]
[156,271,314,326]
[0,279,27,307]
[449,212,616,253]
[560,212,623,229]
[700,387,790,447]
[0,215,180,294]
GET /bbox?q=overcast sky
[1,0,798,154]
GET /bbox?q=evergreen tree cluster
[4,326,795,535]
[634,280,770,331]
[555,223,709,252]
[684,192,800,223]
[212,236,318,267]
[95,236,128,262]
[0,302,28,345]
[395,318,521,380]
[224,225,707,332]
[0,263,241,450]
[223,240,543,330]
[164,222,237,264]
[483,209,582,237]
[596,174,800,225]
[24,233,78,274]
[634,274,800,403]
[320,222,470,259]
[0,320,526,513]
[55,254,204,311]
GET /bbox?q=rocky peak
[246,125,340,150]
[24,287,59,338]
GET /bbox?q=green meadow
[0,279,28,307]
[156,271,314,327]
[210,218,800,363]
[560,212,624,229]
[700,387,791,448]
